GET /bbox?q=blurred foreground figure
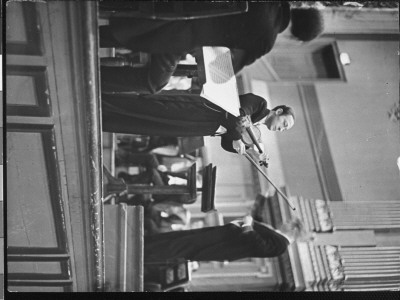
[100,2,324,93]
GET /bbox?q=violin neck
[246,127,263,153]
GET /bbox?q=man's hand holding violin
[232,139,247,154]
[232,115,252,154]
[233,115,270,165]
[238,115,252,129]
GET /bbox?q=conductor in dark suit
[143,216,311,262]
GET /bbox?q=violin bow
[244,153,296,211]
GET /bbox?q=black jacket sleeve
[219,93,263,141]
[239,93,269,123]
[220,134,237,153]
[218,112,244,153]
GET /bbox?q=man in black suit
[143,216,310,262]
[101,92,295,155]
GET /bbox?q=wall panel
[7,126,67,252]
[6,66,50,116]
[6,2,43,56]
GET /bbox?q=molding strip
[297,84,343,202]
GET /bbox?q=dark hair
[272,105,296,121]
[290,7,324,42]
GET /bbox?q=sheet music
[200,47,241,117]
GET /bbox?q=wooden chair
[104,163,197,204]
[128,163,197,198]
[105,162,217,208]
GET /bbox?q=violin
[239,109,269,168]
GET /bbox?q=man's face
[265,110,294,132]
